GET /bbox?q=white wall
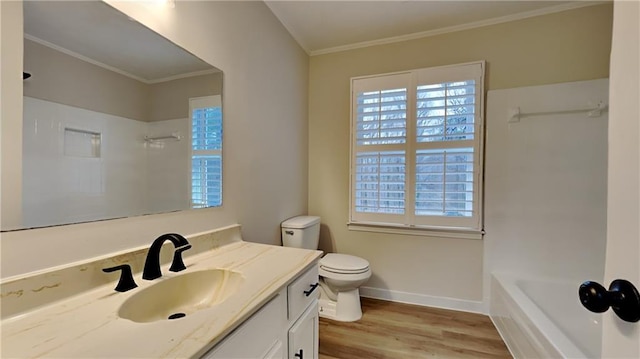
[602,1,640,356]
[484,79,609,307]
[1,1,309,278]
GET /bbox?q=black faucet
[142,233,192,281]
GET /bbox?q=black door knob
[579,279,640,323]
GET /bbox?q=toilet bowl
[318,253,371,322]
[281,216,371,322]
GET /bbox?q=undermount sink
[118,269,244,323]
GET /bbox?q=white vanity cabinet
[203,263,320,359]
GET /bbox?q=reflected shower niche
[64,128,101,158]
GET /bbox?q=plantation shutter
[350,62,484,231]
[351,73,411,224]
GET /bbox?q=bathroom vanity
[0,225,322,358]
[205,264,319,358]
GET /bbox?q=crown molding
[310,1,609,56]
[24,34,217,84]
[24,34,150,83]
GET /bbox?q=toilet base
[318,288,363,322]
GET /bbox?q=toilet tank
[281,216,320,249]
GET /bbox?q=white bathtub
[491,273,602,358]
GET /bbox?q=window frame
[348,61,485,237]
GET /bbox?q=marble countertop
[1,226,322,358]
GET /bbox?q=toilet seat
[320,253,370,275]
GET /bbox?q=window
[350,62,484,233]
[190,95,222,208]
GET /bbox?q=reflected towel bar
[144,132,182,142]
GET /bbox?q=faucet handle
[169,244,192,273]
[103,264,138,292]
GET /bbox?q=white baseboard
[359,286,485,314]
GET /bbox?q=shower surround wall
[145,118,191,213]
[484,78,609,289]
[22,96,189,228]
[484,79,609,356]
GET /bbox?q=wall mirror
[2,1,223,231]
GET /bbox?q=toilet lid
[320,253,370,274]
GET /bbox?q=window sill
[347,222,483,240]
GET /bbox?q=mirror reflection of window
[190,95,222,208]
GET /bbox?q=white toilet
[281,216,371,322]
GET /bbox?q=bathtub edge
[490,273,566,358]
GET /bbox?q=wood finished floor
[319,298,512,359]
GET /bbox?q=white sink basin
[118,269,244,323]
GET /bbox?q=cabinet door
[203,292,287,359]
[288,300,318,359]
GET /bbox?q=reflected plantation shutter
[190,96,222,208]
[350,62,484,231]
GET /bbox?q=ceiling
[264,0,604,55]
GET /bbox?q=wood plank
[319,297,512,359]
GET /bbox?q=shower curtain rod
[508,101,608,123]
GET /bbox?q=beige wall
[1,1,24,230]
[308,4,613,305]
[24,39,149,122]
[149,72,222,121]
[24,39,222,123]
[1,1,309,277]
